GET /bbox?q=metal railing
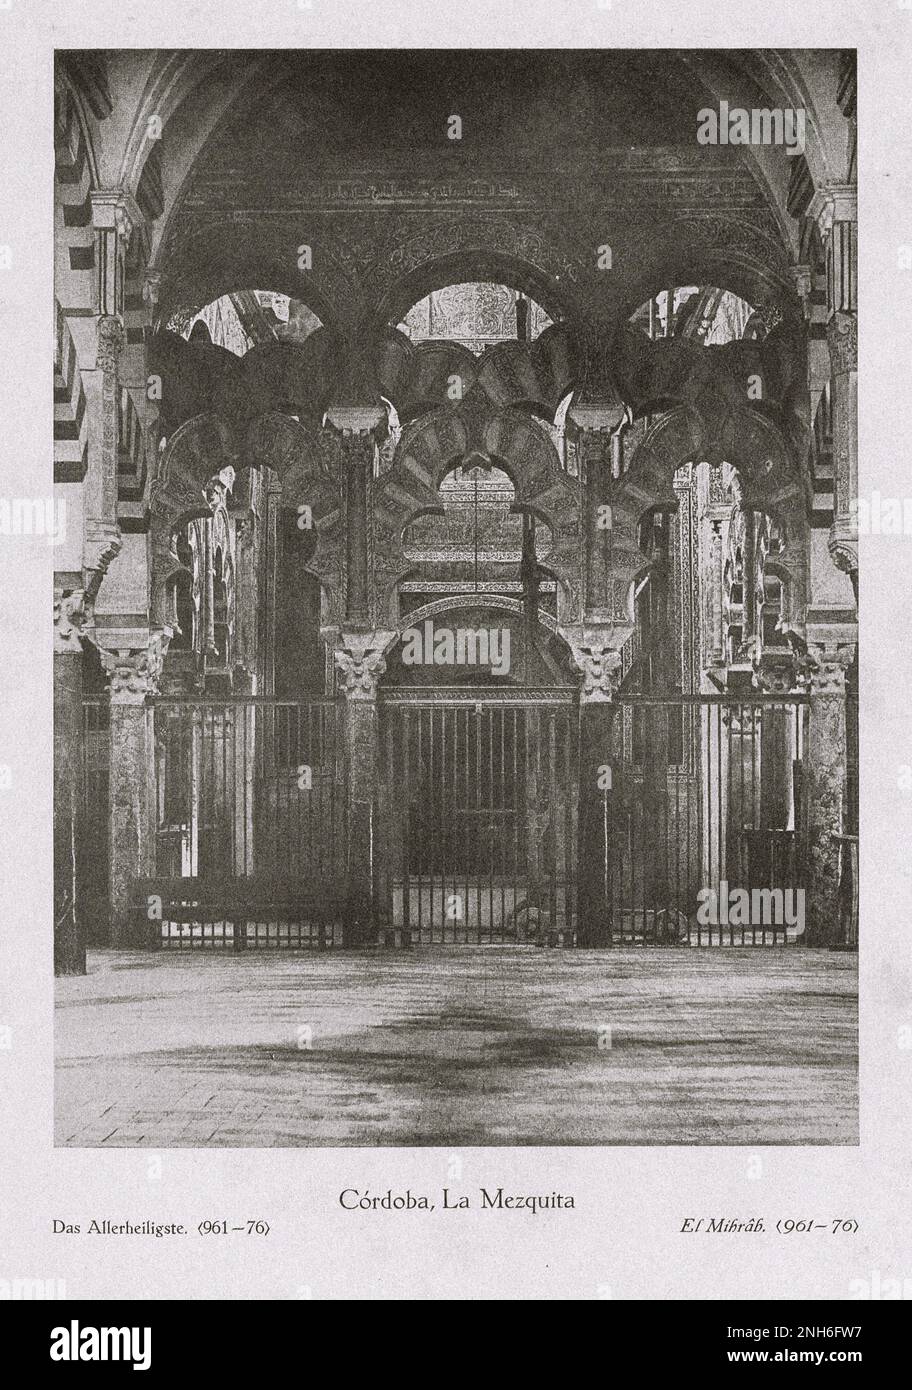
[149,696,346,948]
[588,694,810,946]
[375,688,578,944]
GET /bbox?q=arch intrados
[375,254,571,336]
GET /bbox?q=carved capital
[324,404,386,436]
[100,631,171,703]
[559,624,624,703]
[567,403,626,435]
[333,629,397,700]
[753,649,798,694]
[90,189,141,242]
[340,431,377,473]
[800,636,856,697]
[808,183,856,242]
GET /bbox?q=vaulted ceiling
[143,49,815,339]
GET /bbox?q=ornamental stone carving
[333,629,397,700]
[800,637,856,696]
[560,624,625,703]
[100,631,171,703]
[53,591,89,653]
[53,533,123,654]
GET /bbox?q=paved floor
[55,947,857,1147]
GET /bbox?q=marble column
[322,405,388,943]
[803,634,856,946]
[53,594,88,975]
[333,629,397,947]
[99,633,169,945]
[561,626,622,947]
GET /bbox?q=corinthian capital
[800,634,857,696]
[559,624,624,703]
[100,630,171,703]
[333,629,397,700]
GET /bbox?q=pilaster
[810,184,858,595]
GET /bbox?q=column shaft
[54,650,85,975]
[804,645,854,945]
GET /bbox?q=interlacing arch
[373,403,583,628]
[150,411,344,630]
[609,400,808,640]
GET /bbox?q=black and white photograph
[52,45,858,1149]
[1,0,910,1330]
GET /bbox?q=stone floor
[55,947,858,1147]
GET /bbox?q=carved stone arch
[371,408,468,625]
[393,593,561,638]
[240,330,338,425]
[475,339,567,417]
[149,413,237,627]
[714,404,797,506]
[245,412,345,625]
[211,499,231,559]
[149,331,243,434]
[482,409,583,623]
[748,480,809,643]
[373,290,579,420]
[155,238,355,346]
[618,399,807,640]
[379,339,480,421]
[605,407,703,619]
[371,238,577,335]
[717,405,809,643]
[373,401,584,627]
